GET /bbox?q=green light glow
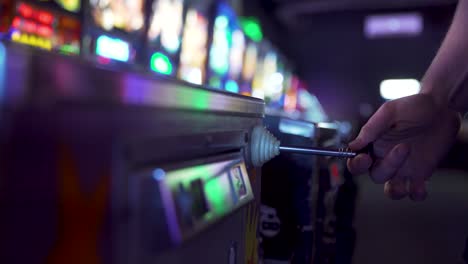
[165,161,232,220]
[150,52,173,75]
[204,175,230,214]
[240,17,263,42]
[59,44,79,54]
[209,77,222,89]
[166,164,213,189]
[174,88,210,110]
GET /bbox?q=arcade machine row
[290,86,358,264]
[0,1,268,264]
[0,0,81,54]
[260,68,318,264]
[313,122,357,264]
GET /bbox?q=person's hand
[347,93,460,201]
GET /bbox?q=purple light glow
[158,180,183,244]
[364,13,423,38]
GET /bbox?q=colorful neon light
[96,35,130,62]
[18,3,33,18]
[12,17,20,28]
[11,31,52,50]
[150,52,173,75]
[225,80,239,93]
[12,17,54,37]
[90,0,144,32]
[37,25,53,37]
[178,9,208,85]
[59,44,79,54]
[0,42,6,101]
[37,11,53,25]
[10,2,80,54]
[209,15,230,75]
[209,77,222,89]
[284,76,298,112]
[148,0,184,53]
[240,17,263,42]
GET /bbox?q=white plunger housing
[250,125,281,167]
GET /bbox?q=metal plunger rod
[249,125,365,167]
[279,146,357,158]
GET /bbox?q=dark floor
[353,170,468,264]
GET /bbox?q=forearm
[421,0,468,112]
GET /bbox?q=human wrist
[419,78,451,110]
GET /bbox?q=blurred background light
[240,17,263,42]
[380,78,420,100]
[365,13,423,38]
[96,35,130,62]
[150,52,173,75]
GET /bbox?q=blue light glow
[0,42,6,103]
[279,118,315,138]
[96,35,130,62]
[153,168,166,181]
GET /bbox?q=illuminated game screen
[178,9,209,84]
[208,2,245,92]
[239,41,258,96]
[262,52,281,106]
[8,1,81,54]
[89,0,144,33]
[148,0,184,53]
[252,48,278,100]
[147,0,184,76]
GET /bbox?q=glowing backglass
[147,0,184,75]
[208,2,245,92]
[148,0,184,54]
[7,2,81,54]
[178,9,209,84]
[89,0,144,33]
[252,49,277,100]
[239,41,258,96]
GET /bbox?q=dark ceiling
[243,0,457,122]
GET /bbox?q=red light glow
[12,17,21,28]
[330,163,340,179]
[24,20,36,33]
[18,3,33,18]
[97,56,111,65]
[37,11,53,25]
[37,25,53,37]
